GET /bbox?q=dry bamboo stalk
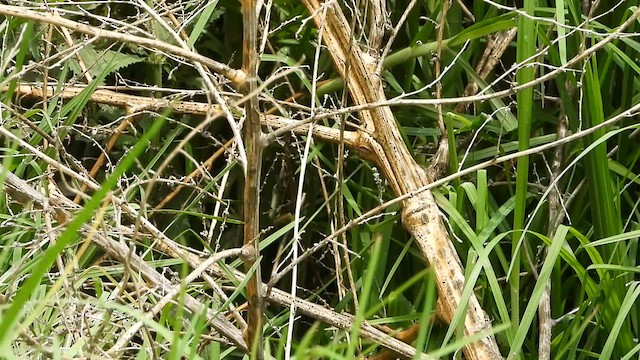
[299,1,502,358]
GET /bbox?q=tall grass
[0,0,639,359]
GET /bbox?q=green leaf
[68,44,143,84]
[188,1,221,47]
[507,226,569,360]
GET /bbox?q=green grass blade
[188,1,220,47]
[600,282,640,359]
[507,225,568,359]
[511,2,537,342]
[0,116,166,350]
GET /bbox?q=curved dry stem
[298,1,502,358]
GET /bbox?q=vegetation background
[0,0,639,359]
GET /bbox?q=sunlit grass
[0,0,639,358]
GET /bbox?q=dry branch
[4,84,377,160]
[3,2,640,358]
[240,0,265,356]
[0,164,248,353]
[0,162,433,358]
[454,28,518,113]
[298,1,502,359]
[0,5,245,84]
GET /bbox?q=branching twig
[453,28,518,113]
[298,1,502,358]
[0,162,431,358]
[0,5,245,84]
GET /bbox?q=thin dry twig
[454,28,518,113]
[0,161,431,358]
[0,5,245,84]
[285,5,329,358]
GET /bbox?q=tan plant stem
[432,27,517,187]
[428,0,450,178]
[367,0,386,52]
[0,163,429,359]
[298,1,502,359]
[375,0,417,77]
[41,184,77,346]
[454,28,518,113]
[0,5,244,83]
[154,138,234,210]
[539,115,568,360]
[41,24,53,111]
[240,0,265,357]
